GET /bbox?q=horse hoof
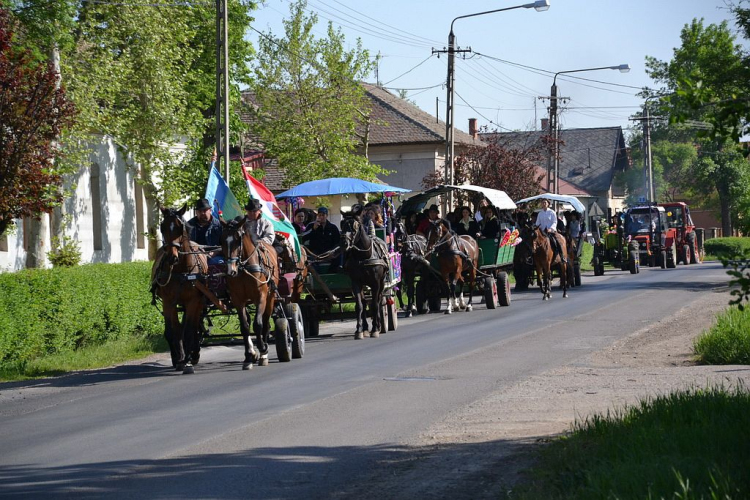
[182,363,195,375]
[405,311,412,318]
[355,331,363,340]
[466,305,472,312]
[259,355,269,367]
[370,331,380,338]
[242,362,253,370]
[444,310,452,315]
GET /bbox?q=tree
[427,131,545,206]
[646,19,750,235]
[249,0,380,185]
[0,7,76,236]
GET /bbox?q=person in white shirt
[534,199,566,263]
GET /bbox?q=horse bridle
[343,220,372,253]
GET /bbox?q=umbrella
[276,177,411,198]
[515,194,586,214]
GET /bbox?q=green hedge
[704,237,750,259]
[0,262,162,365]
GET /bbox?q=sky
[248,0,740,138]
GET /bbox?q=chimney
[468,118,478,139]
[541,118,549,131]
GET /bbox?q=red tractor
[623,205,678,269]
[658,202,702,264]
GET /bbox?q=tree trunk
[25,215,49,268]
[720,194,732,237]
[140,169,161,260]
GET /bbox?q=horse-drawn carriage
[397,184,519,314]
[276,178,410,340]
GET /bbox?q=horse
[394,221,428,317]
[220,217,280,370]
[341,216,389,339]
[151,205,208,374]
[425,219,479,314]
[531,227,569,300]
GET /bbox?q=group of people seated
[404,203,505,241]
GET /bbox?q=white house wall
[371,145,442,192]
[0,136,150,272]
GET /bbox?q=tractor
[623,205,677,269]
[658,202,703,264]
[590,214,640,275]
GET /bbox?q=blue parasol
[276,177,410,198]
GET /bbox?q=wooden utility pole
[215,0,230,181]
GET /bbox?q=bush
[0,261,162,366]
[47,235,82,267]
[694,305,750,364]
[704,237,750,260]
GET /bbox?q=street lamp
[443,0,549,211]
[548,64,630,195]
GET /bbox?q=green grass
[579,242,594,272]
[693,305,750,365]
[0,334,167,381]
[512,386,750,500]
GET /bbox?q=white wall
[371,145,442,192]
[0,136,150,272]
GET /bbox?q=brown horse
[274,233,308,303]
[151,205,208,374]
[220,217,280,370]
[531,227,569,300]
[425,219,479,314]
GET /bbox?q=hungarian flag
[242,164,302,259]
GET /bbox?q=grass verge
[513,385,750,500]
[0,334,167,381]
[693,305,750,364]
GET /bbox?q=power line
[383,54,435,85]
[455,91,514,132]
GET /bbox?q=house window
[0,231,7,252]
[135,178,145,249]
[91,163,103,251]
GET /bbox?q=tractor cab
[624,205,673,268]
[659,202,702,264]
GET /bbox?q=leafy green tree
[646,19,750,235]
[249,0,380,185]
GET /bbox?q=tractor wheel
[629,251,638,274]
[666,243,676,268]
[574,262,582,286]
[682,245,691,265]
[688,235,700,264]
[659,250,667,269]
[498,272,511,307]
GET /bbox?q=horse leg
[353,283,364,339]
[162,302,181,369]
[535,263,546,300]
[180,296,203,374]
[261,296,275,363]
[465,269,476,312]
[445,273,455,314]
[254,294,269,366]
[561,261,569,298]
[238,303,257,370]
[404,270,415,318]
[374,280,386,336]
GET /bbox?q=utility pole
[630,108,655,203]
[433,38,470,212]
[539,88,567,194]
[215,0,230,181]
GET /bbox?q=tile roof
[482,127,629,193]
[362,83,478,146]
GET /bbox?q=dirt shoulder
[346,286,750,500]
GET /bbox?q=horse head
[531,225,550,255]
[425,219,449,253]
[220,216,248,277]
[159,204,188,265]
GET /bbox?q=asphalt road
[0,262,731,499]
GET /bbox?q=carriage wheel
[301,302,320,338]
[593,255,603,276]
[387,300,398,331]
[274,318,292,362]
[498,272,511,307]
[513,263,529,290]
[286,303,305,359]
[484,276,498,309]
[574,262,582,286]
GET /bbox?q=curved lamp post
[444,0,550,210]
[547,64,630,195]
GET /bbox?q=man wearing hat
[189,198,223,264]
[244,198,275,246]
[416,204,440,237]
[302,206,341,270]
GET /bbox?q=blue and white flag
[204,166,243,221]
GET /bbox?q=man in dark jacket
[188,198,223,264]
[302,206,341,271]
